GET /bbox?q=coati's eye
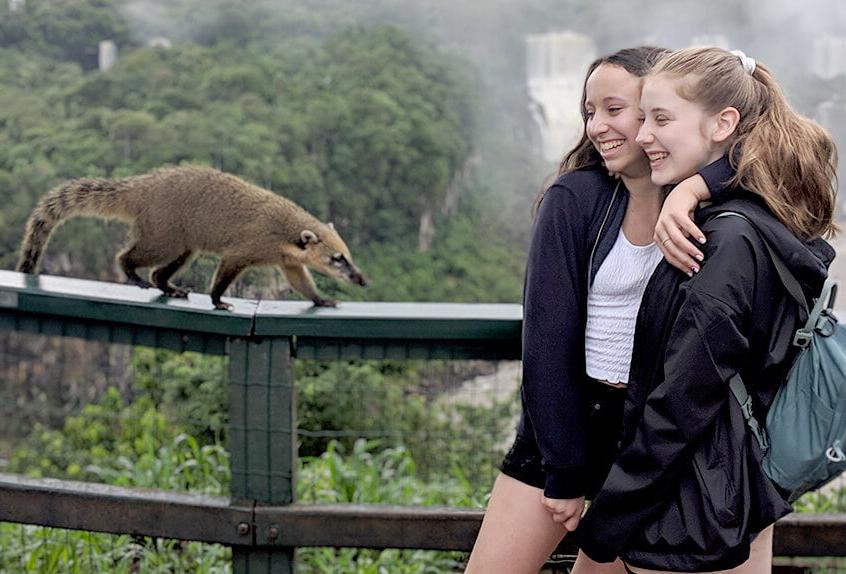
[331,253,345,266]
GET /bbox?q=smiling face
[636,73,727,186]
[584,63,651,179]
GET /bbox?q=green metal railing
[0,270,525,572]
[0,269,845,574]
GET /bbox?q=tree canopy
[0,0,526,303]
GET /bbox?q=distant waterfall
[525,32,596,163]
[814,35,846,79]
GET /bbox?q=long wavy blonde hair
[652,47,838,239]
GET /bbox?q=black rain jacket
[521,158,733,498]
[577,194,835,571]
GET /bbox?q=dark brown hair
[534,46,669,212]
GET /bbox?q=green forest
[0,0,549,305]
[2,0,839,302]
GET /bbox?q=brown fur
[16,166,367,309]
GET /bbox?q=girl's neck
[621,173,663,207]
[620,173,664,246]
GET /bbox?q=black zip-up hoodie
[577,194,835,571]
[522,158,734,498]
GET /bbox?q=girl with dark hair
[578,47,837,574]
[464,46,736,574]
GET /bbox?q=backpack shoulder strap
[794,279,837,347]
[712,211,839,348]
[712,212,809,316]
[713,210,809,453]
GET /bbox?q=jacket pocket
[693,444,740,526]
[692,405,744,527]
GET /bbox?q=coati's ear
[296,229,319,249]
[327,222,335,230]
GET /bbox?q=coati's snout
[344,261,368,286]
[327,250,368,286]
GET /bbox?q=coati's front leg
[210,258,248,311]
[151,251,193,298]
[282,264,338,307]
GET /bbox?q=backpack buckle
[739,395,770,451]
[739,396,754,419]
[748,415,769,451]
[826,440,846,463]
[793,329,813,348]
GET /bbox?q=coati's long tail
[17,177,129,273]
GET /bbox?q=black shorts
[500,378,626,499]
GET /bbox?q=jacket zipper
[587,181,621,287]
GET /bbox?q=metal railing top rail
[0,270,256,337]
[0,271,522,342]
[254,300,521,339]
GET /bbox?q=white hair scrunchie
[730,49,756,75]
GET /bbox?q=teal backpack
[717,212,846,502]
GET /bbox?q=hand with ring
[655,174,711,276]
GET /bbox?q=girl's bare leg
[625,525,774,574]
[465,473,569,574]
[571,551,629,574]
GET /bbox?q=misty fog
[119,0,846,183]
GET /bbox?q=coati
[16,166,367,310]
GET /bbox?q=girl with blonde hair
[465,46,736,574]
[578,46,837,574]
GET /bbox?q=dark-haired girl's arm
[522,184,593,500]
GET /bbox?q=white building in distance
[98,40,118,71]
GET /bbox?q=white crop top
[585,229,664,385]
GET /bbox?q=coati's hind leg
[117,243,160,289]
[281,264,338,307]
[210,258,249,311]
[151,251,193,298]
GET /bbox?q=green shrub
[297,439,478,573]
[132,348,228,445]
